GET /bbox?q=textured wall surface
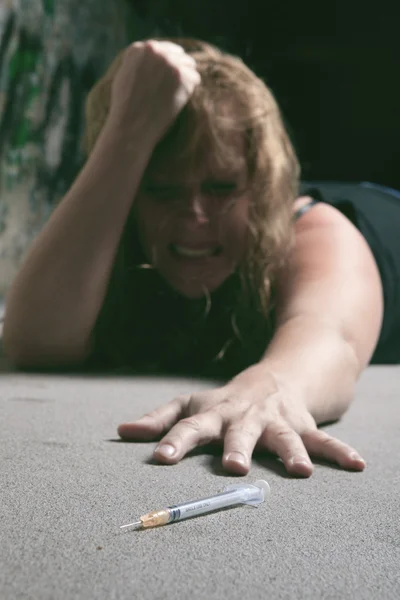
[0,0,153,297]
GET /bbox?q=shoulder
[292,194,377,265]
[272,194,385,369]
[290,194,379,280]
[293,195,352,232]
[276,194,384,366]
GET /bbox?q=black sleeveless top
[88,244,275,378]
[87,181,400,374]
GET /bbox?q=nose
[179,191,210,224]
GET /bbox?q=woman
[3,39,399,477]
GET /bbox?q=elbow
[2,320,25,366]
[3,343,88,370]
[3,343,91,370]
[2,324,93,370]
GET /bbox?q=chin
[164,272,230,299]
[172,280,221,299]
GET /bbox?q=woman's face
[134,148,251,299]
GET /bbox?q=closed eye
[143,181,242,202]
[202,182,239,196]
[144,184,181,200]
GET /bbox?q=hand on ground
[117,368,366,476]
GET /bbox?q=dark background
[129,0,399,189]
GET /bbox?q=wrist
[260,317,359,423]
[100,115,158,158]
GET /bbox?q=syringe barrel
[167,487,256,522]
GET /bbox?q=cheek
[220,199,250,255]
[134,202,172,251]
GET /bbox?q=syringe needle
[120,480,270,530]
[120,520,142,529]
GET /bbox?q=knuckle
[303,426,321,436]
[141,410,158,420]
[183,56,197,70]
[320,435,338,448]
[203,406,221,418]
[275,426,294,440]
[305,430,338,449]
[226,418,260,439]
[311,430,332,443]
[245,403,268,422]
[142,413,165,431]
[300,427,318,442]
[214,397,233,411]
[227,425,256,440]
[142,413,154,420]
[140,40,156,54]
[206,398,232,418]
[179,416,202,433]
[144,39,158,48]
[275,395,296,419]
[145,41,168,60]
[173,64,186,80]
[174,393,191,405]
[201,408,224,430]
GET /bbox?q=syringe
[120,479,270,529]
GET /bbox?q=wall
[0,0,153,298]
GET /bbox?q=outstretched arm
[118,199,384,476]
[257,198,384,423]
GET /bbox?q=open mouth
[169,244,222,259]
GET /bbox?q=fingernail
[225,452,247,466]
[155,444,176,458]
[349,452,366,464]
[288,457,312,469]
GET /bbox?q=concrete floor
[1,344,399,599]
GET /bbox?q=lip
[169,243,223,260]
[171,242,220,250]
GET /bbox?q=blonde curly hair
[85,38,300,319]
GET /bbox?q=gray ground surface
[0,338,399,599]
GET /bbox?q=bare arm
[258,200,384,423]
[3,121,154,366]
[3,40,201,367]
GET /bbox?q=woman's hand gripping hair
[107,40,201,145]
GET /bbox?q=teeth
[172,244,217,258]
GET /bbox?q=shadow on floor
[108,437,346,478]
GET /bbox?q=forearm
[252,315,362,424]
[3,120,154,365]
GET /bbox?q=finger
[161,50,198,77]
[180,65,201,84]
[178,67,201,90]
[117,395,189,441]
[261,421,314,477]
[302,430,366,471]
[169,58,199,80]
[176,54,198,68]
[222,419,264,475]
[146,40,186,55]
[153,410,223,464]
